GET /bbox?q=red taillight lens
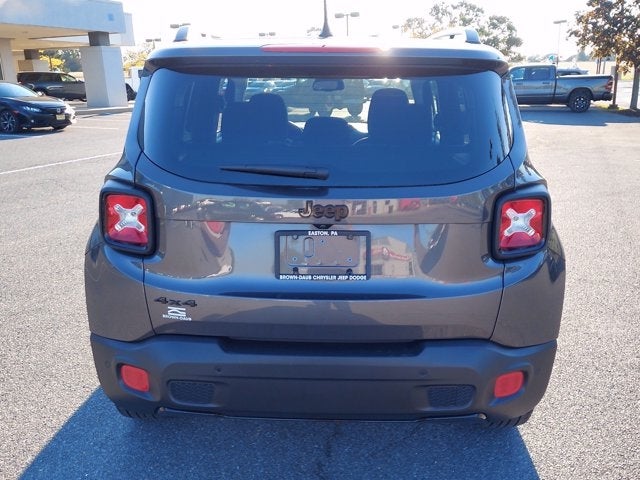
[605,79,613,92]
[205,221,226,238]
[498,198,546,253]
[120,364,150,393]
[103,193,150,248]
[494,371,525,398]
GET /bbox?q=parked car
[126,83,137,101]
[0,81,76,133]
[17,71,86,101]
[509,64,612,112]
[274,77,366,116]
[243,79,277,99]
[85,27,565,427]
[364,78,412,100]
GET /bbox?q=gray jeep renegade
[85,27,565,426]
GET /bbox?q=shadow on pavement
[519,104,639,127]
[21,389,539,480]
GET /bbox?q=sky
[119,0,591,57]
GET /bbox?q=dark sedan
[0,81,76,133]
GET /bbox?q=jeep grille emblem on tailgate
[298,200,349,221]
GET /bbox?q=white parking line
[72,126,121,130]
[0,152,120,176]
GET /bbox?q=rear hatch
[134,44,517,343]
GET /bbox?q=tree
[576,50,591,62]
[40,49,82,72]
[404,1,482,39]
[122,43,154,71]
[58,49,82,72]
[569,0,640,110]
[40,50,64,71]
[403,1,523,61]
[478,16,523,62]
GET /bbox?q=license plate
[275,230,370,280]
[56,114,65,120]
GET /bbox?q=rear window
[142,68,513,187]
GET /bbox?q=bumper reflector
[494,371,524,398]
[121,365,150,393]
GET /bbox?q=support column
[24,49,40,60]
[18,49,49,72]
[0,38,17,80]
[80,31,127,107]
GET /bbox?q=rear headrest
[221,101,253,144]
[222,93,290,144]
[367,88,411,142]
[302,117,353,146]
[248,93,289,142]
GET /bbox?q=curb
[69,100,135,116]
[75,105,134,116]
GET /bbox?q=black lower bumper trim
[91,333,556,422]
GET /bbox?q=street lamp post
[392,24,404,37]
[553,19,567,66]
[145,37,161,49]
[334,11,360,36]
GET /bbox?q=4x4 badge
[298,200,349,221]
[154,297,197,307]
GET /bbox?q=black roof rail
[429,27,481,44]
[173,25,220,42]
[174,25,190,42]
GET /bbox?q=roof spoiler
[429,27,481,44]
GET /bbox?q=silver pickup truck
[509,64,613,112]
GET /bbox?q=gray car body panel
[136,155,510,342]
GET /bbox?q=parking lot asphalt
[0,106,639,480]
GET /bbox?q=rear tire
[568,90,592,113]
[116,406,158,419]
[485,410,533,428]
[317,105,333,117]
[348,104,364,116]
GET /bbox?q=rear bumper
[91,333,556,422]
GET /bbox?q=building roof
[0,0,133,51]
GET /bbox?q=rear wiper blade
[220,164,329,180]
